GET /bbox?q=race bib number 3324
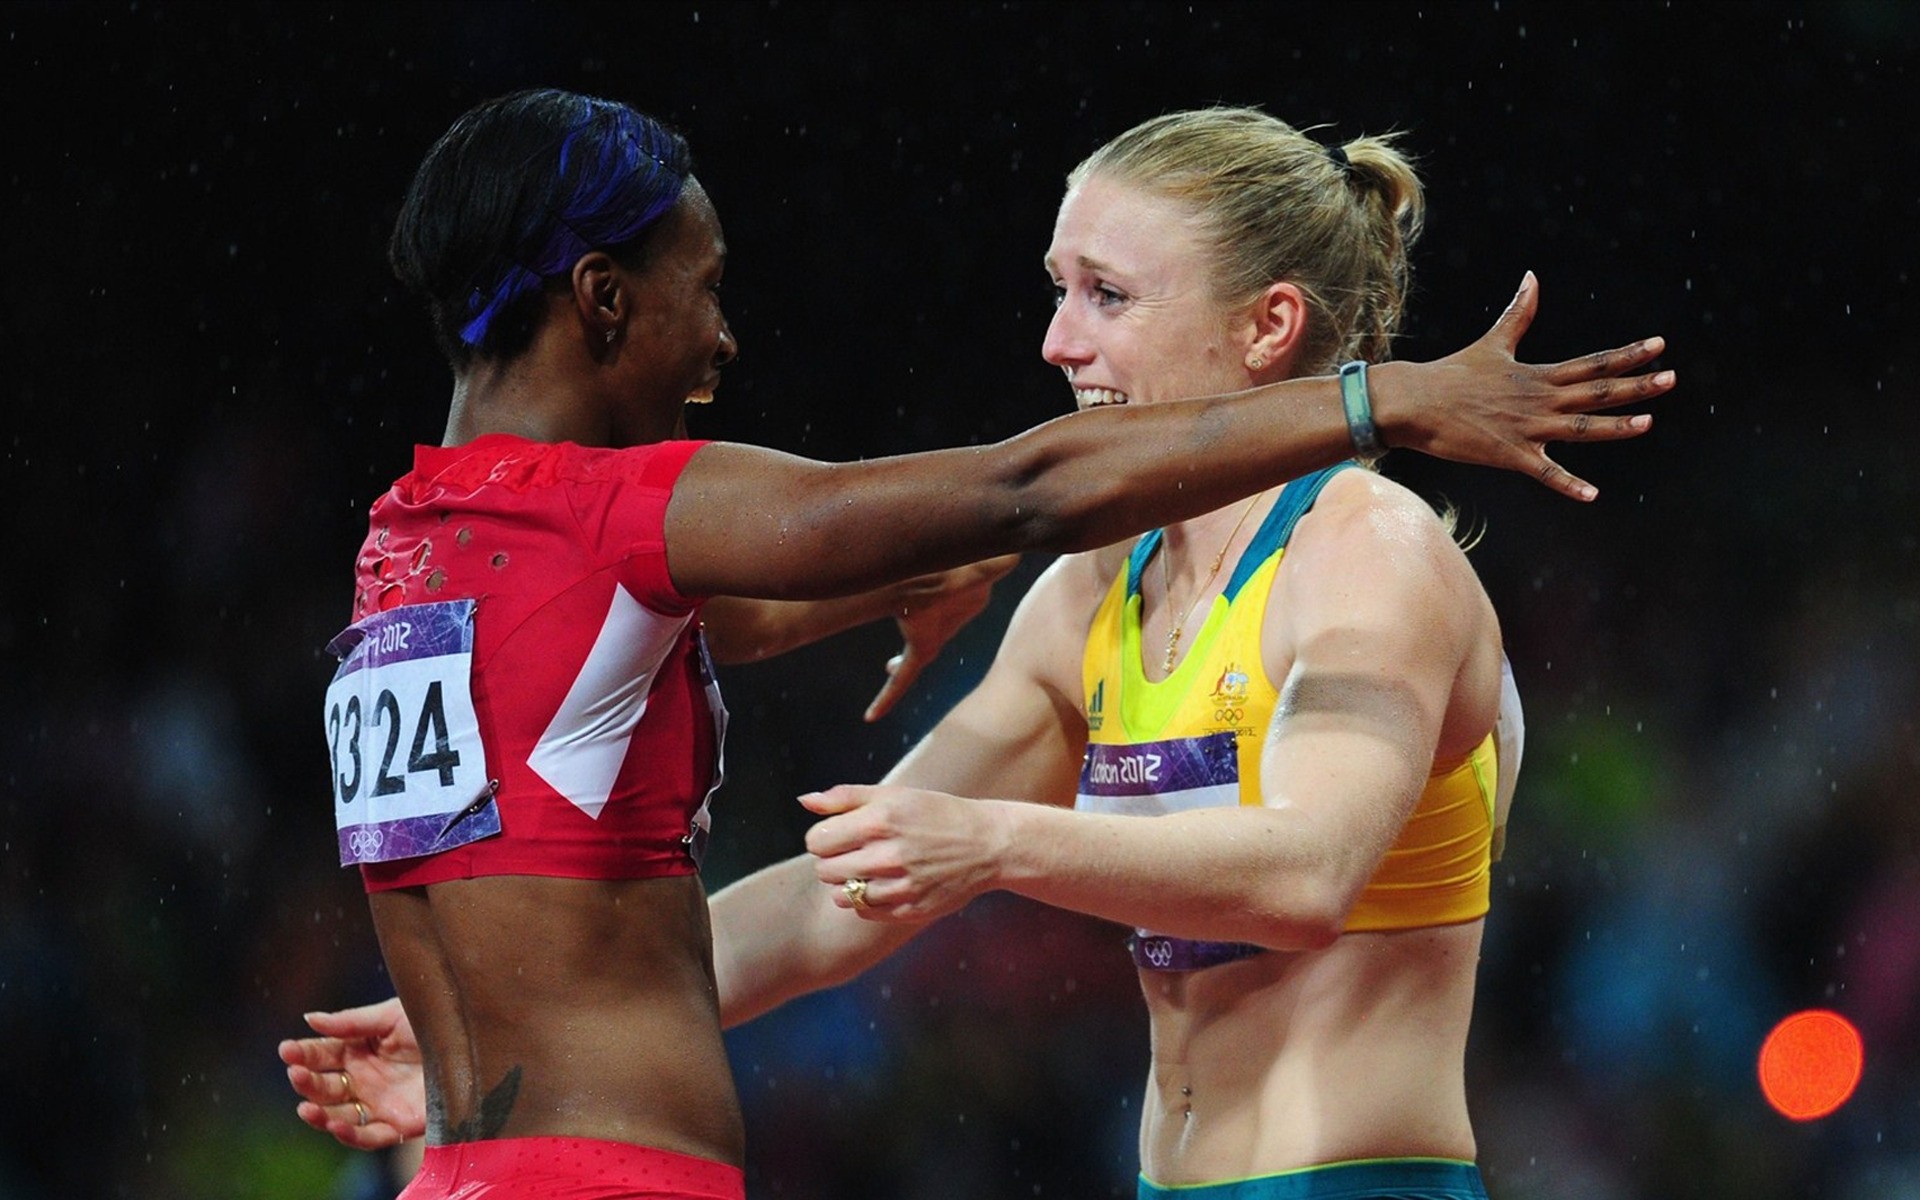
[323,599,498,866]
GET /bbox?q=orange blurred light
[1758,1009,1864,1121]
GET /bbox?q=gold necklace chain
[1160,491,1266,674]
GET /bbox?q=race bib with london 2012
[323,599,498,866]
[1073,731,1265,972]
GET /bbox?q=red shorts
[401,1137,745,1200]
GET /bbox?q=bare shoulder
[996,544,1126,691]
[1275,472,1504,754]
[1292,469,1480,582]
[1276,469,1497,651]
[1022,541,1129,623]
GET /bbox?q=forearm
[710,764,1026,1026]
[987,800,1368,950]
[711,646,1079,1024]
[827,362,1423,571]
[984,373,1364,555]
[710,854,924,1028]
[969,356,1515,561]
[701,593,903,666]
[982,637,1441,945]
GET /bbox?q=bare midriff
[370,873,744,1165]
[1137,920,1482,1185]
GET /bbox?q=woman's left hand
[801,785,1009,921]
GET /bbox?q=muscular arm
[804,474,1498,950]
[667,279,1671,599]
[709,554,1101,1027]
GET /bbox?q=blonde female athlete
[286,97,1670,1200]
[730,108,1555,1200]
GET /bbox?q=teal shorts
[1137,1158,1487,1200]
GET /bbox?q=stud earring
[1248,355,1265,370]
[605,330,616,345]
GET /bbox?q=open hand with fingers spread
[1372,272,1673,500]
[277,997,426,1150]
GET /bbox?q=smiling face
[1042,173,1255,411]
[614,177,737,437]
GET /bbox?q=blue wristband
[1338,360,1385,459]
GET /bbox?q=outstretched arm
[711,553,1099,1026]
[803,473,1496,947]
[668,274,1671,599]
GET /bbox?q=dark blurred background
[3,2,1916,1197]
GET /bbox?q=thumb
[799,785,869,816]
[864,651,923,723]
[1488,270,1538,352]
[303,1010,358,1037]
[977,552,1021,583]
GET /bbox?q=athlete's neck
[441,329,644,449]
[1156,488,1277,592]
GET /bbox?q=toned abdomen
[1138,921,1482,1185]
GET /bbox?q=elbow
[700,619,768,667]
[1264,911,1345,953]
[1283,913,1346,952]
[1251,877,1356,951]
[1006,481,1121,556]
[987,445,1131,556]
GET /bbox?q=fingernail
[1654,371,1674,386]
[1579,483,1597,501]
[1630,414,1652,430]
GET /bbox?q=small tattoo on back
[449,1065,522,1142]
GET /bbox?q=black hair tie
[1327,143,1352,175]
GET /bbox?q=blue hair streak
[458,98,689,348]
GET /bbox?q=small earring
[605,329,616,345]
[1248,355,1265,370]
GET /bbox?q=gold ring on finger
[843,877,870,911]
[355,1101,370,1128]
